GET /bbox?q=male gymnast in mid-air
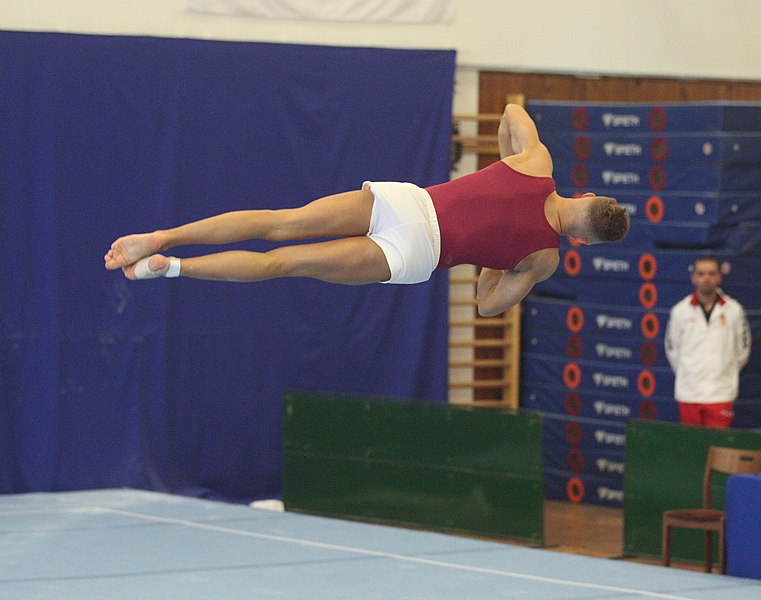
[105,104,630,316]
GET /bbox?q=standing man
[665,256,751,428]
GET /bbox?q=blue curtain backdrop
[0,31,455,501]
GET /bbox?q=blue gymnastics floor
[1,489,760,599]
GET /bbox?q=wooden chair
[662,446,761,573]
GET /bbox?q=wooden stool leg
[703,531,712,573]
[719,527,726,575]
[662,521,671,567]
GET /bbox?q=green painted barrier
[624,420,761,562]
[284,391,544,543]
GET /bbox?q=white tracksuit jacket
[664,290,751,403]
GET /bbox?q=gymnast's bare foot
[122,254,171,280]
[104,231,169,271]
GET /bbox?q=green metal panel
[284,454,542,540]
[283,391,544,543]
[284,392,542,474]
[624,420,761,562]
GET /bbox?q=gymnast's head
[582,195,630,244]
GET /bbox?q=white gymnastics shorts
[363,181,441,284]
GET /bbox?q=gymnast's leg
[104,189,375,271]
[122,236,392,284]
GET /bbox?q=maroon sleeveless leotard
[426,161,559,270]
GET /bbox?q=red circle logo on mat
[566,306,585,332]
[648,166,667,190]
[572,107,590,131]
[564,250,582,277]
[566,334,584,359]
[574,136,592,160]
[573,164,590,188]
[637,370,656,397]
[639,283,658,308]
[650,137,669,162]
[564,392,582,416]
[639,399,657,420]
[649,107,667,131]
[638,253,657,281]
[568,448,585,473]
[566,421,583,446]
[567,477,585,503]
[645,195,665,223]
[640,341,659,366]
[563,362,582,389]
[641,312,660,339]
